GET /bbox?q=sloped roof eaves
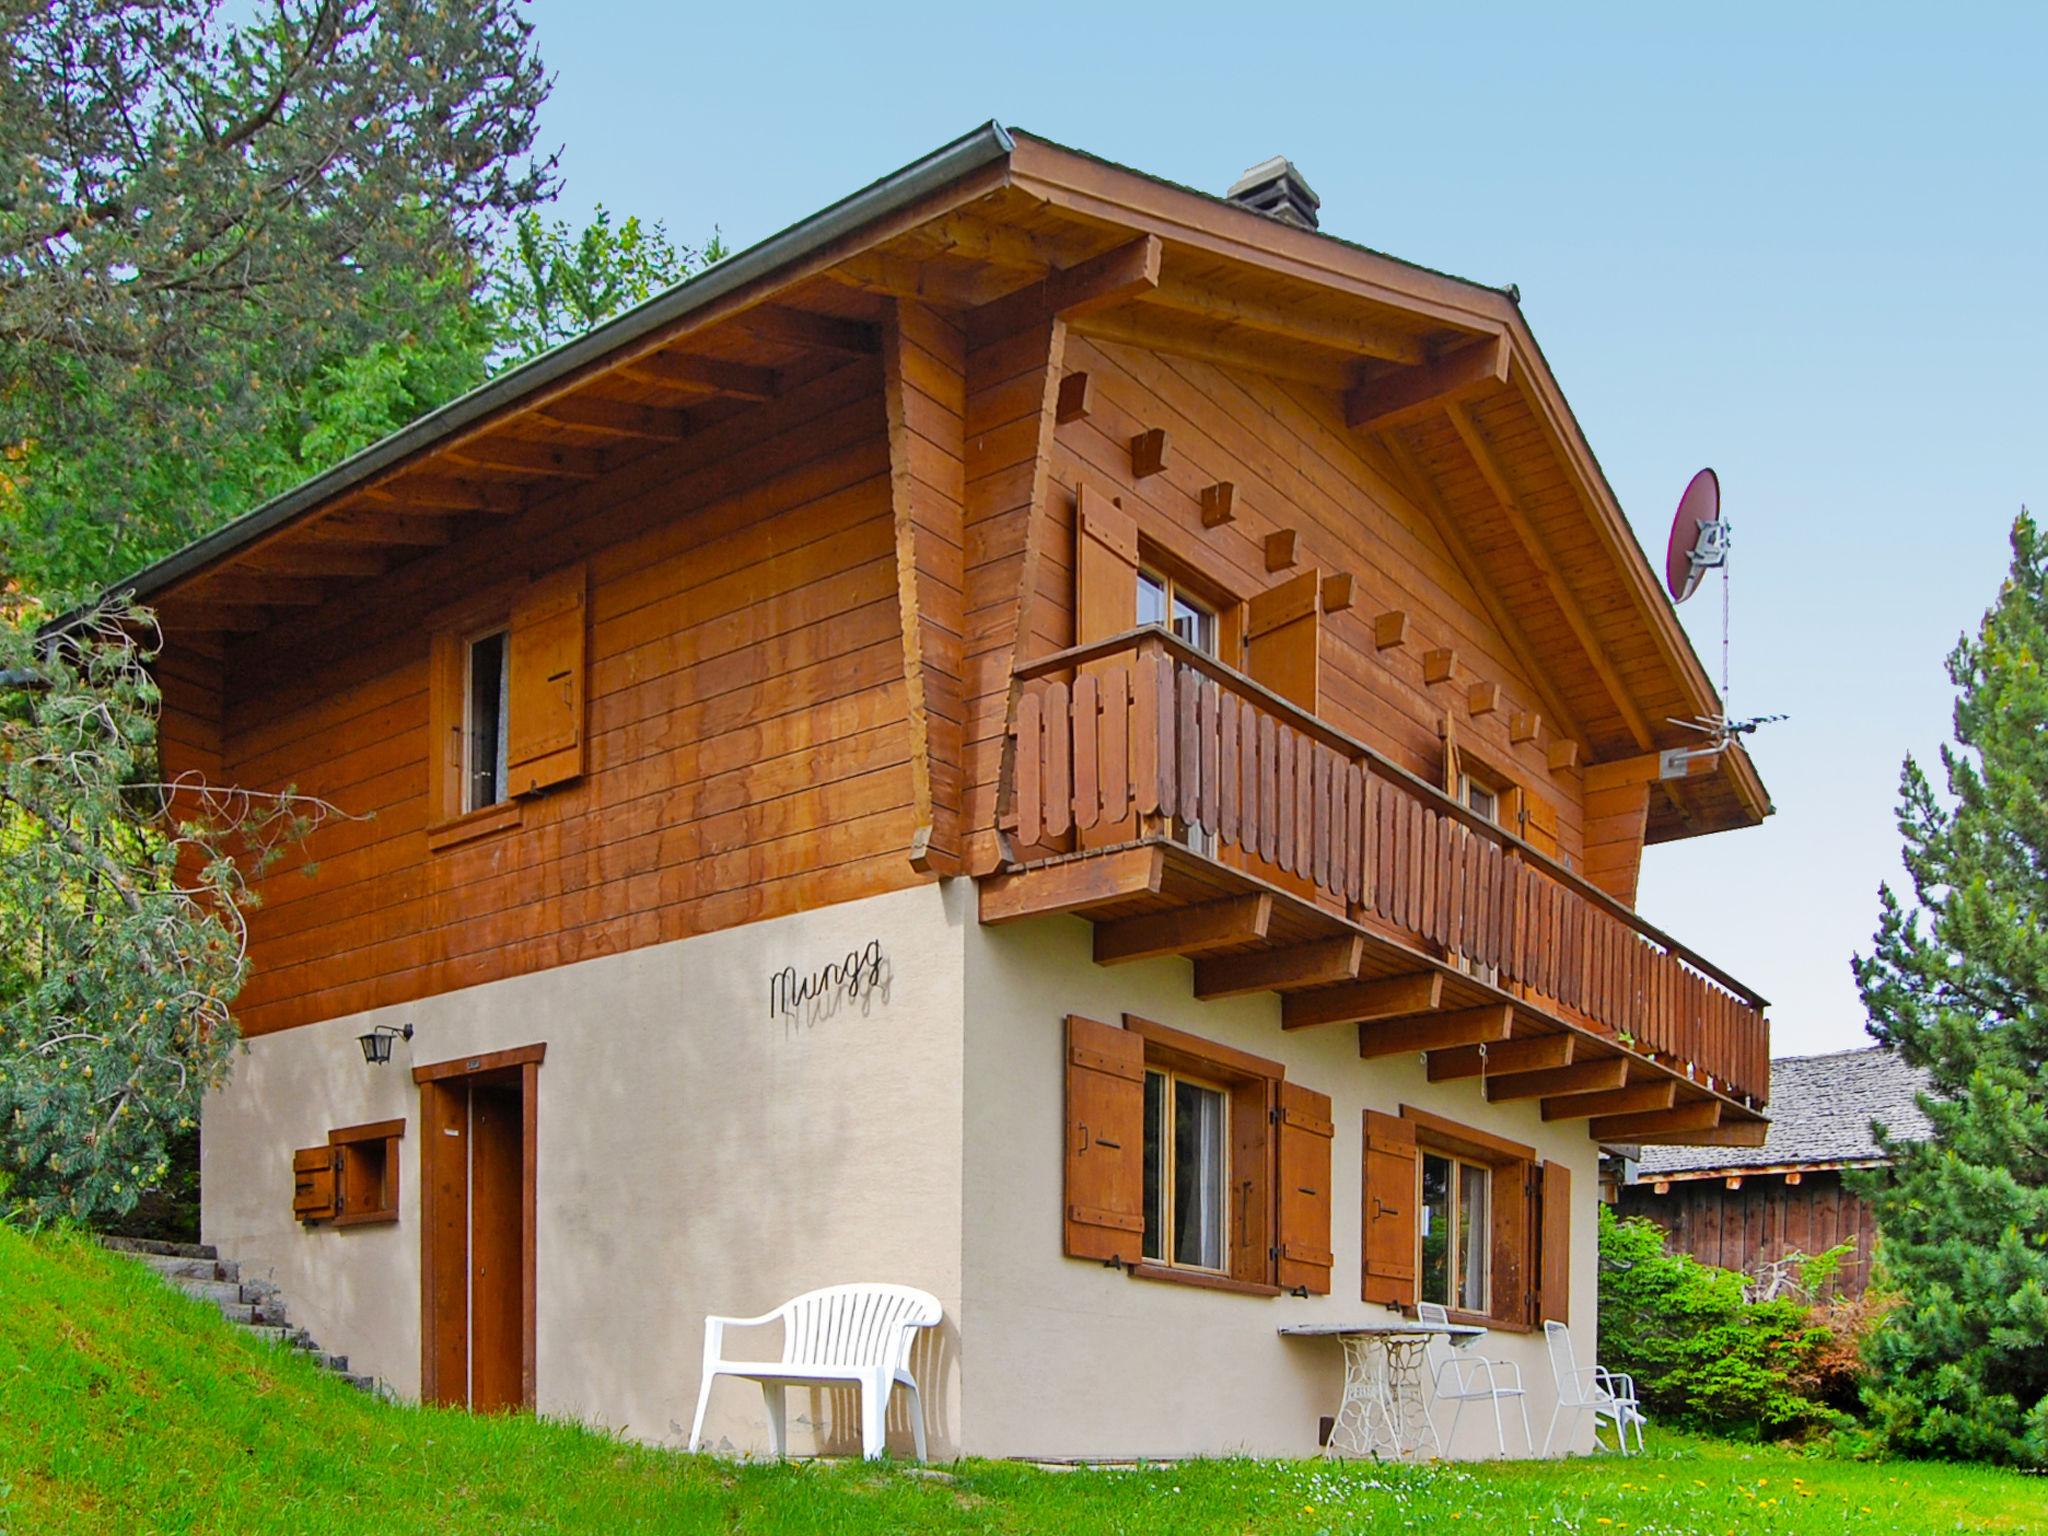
[63,121,1020,624]
[1635,1046,1935,1178]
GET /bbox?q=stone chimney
[1225,157,1321,231]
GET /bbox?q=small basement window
[329,1119,404,1227]
[465,630,510,812]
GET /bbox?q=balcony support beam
[1630,1118,1769,1148]
[1483,1057,1629,1103]
[1359,1004,1512,1059]
[1427,1034,1574,1081]
[1590,1100,1723,1141]
[1541,1080,1678,1122]
[1094,894,1273,965]
[1283,971,1442,1030]
[978,846,1164,924]
[1193,935,1363,1000]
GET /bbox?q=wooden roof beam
[1427,1033,1574,1081]
[1093,894,1274,965]
[1359,1003,1512,1059]
[532,396,697,440]
[303,510,459,548]
[1541,1079,1677,1122]
[1282,970,1441,1030]
[446,439,608,479]
[154,601,272,633]
[1375,431,1589,751]
[731,304,881,357]
[1345,335,1509,433]
[1072,308,1355,390]
[966,234,1162,346]
[1630,1118,1770,1148]
[1590,1099,1722,1141]
[362,477,523,516]
[1445,400,1655,750]
[1193,934,1363,1000]
[1138,276,1430,366]
[620,351,780,401]
[236,545,389,579]
[1483,1056,1628,1103]
[187,573,326,608]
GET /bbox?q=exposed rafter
[1345,334,1508,432]
[1482,1057,1628,1102]
[1445,401,1654,750]
[1071,308,1354,390]
[1358,1003,1512,1058]
[533,396,697,440]
[620,351,780,402]
[1541,1080,1677,1122]
[1373,430,1588,751]
[1427,1034,1574,1081]
[1282,971,1441,1030]
[1138,276,1430,366]
[732,304,880,357]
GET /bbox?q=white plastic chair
[1542,1318,1645,1455]
[687,1283,941,1461]
[1417,1301,1533,1458]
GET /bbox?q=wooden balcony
[981,628,1770,1144]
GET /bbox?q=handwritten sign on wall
[769,939,887,1023]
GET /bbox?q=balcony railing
[1000,627,1770,1108]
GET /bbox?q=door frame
[413,1042,545,1409]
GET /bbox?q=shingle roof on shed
[1634,1046,1933,1178]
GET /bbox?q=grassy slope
[0,1228,2040,1536]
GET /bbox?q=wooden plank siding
[1614,1170,1881,1300]
[135,142,1771,1056]
[220,357,926,1035]
[1035,334,1588,867]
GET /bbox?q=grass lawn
[2,1227,2040,1535]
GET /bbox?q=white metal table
[1280,1320,1488,1460]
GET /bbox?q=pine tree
[1854,510,2048,1465]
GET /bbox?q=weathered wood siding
[1615,1171,1880,1299]
[219,358,923,1036]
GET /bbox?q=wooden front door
[415,1045,543,1411]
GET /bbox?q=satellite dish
[1664,468,1725,603]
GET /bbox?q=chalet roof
[1634,1046,1933,1179]
[69,120,1770,842]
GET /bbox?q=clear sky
[525,1,2045,1055]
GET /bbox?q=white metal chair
[687,1283,941,1461]
[1541,1318,1645,1455]
[1416,1301,1533,1458]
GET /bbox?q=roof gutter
[62,119,1017,625]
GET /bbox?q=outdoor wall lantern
[357,1023,413,1065]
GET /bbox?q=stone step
[138,1252,239,1284]
[170,1277,247,1307]
[342,1373,376,1393]
[98,1235,217,1262]
[245,1325,316,1352]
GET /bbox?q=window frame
[1419,1147,1493,1314]
[1142,1063,1233,1276]
[1122,1014,1286,1298]
[1401,1106,1539,1331]
[461,624,512,815]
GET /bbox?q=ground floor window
[1143,1068,1228,1272]
[1419,1150,1491,1313]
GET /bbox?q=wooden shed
[1613,1047,1930,1298]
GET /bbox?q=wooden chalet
[115,124,1774,1460]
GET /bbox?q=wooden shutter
[1536,1159,1572,1325]
[1275,1081,1335,1294]
[1075,486,1139,645]
[1362,1109,1418,1305]
[1521,792,1560,860]
[1247,569,1321,713]
[292,1146,339,1223]
[506,562,587,795]
[1064,1014,1147,1264]
[1492,1158,1532,1326]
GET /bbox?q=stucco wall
[960,911,1601,1460]
[203,880,971,1457]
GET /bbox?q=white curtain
[1179,1083,1226,1270]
